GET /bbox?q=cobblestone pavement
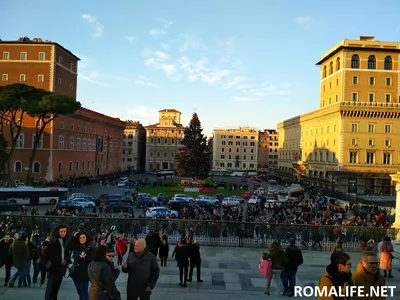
[1,246,399,300]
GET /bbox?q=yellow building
[144,109,185,171]
[277,36,400,194]
[212,127,259,171]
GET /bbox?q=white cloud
[149,21,173,37]
[81,14,104,38]
[295,16,311,28]
[79,73,110,86]
[124,36,137,43]
[224,76,247,89]
[232,97,254,103]
[160,43,169,50]
[79,72,156,87]
[133,75,156,86]
[180,34,203,52]
[217,37,236,52]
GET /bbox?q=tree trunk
[26,131,42,184]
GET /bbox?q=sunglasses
[106,254,115,258]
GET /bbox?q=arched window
[351,55,359,68]
[76,161,79,171]
[323,66,327,78]
[384,56,392,70]
[329,62,333,75]
[33,161,40,173]
[14,161,22,173]
[368,55,376,69]
[69,161,73,172]
[336,57,340,70]
[58,162,62,173]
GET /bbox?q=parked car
[221,198,240,206]
[196,195,218,204]
[195,200,215,208]
[71,198,96,208]
[171,194,194,201]
[137,196,160,208]
[169,200,198,211]
[104,202,133,213]
[56,200,82,210]
[157,193,171,204]
[241,192,252,200]
[0,200,21,211]
[214,193,225,201]
[145,207,178,218]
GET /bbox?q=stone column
[389,172,400,240]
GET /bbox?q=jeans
[45,270,64,300]
[266,269,282,294]
[24,260,32,285]
[117,254,123,265]
[73,279,89,300]
[280,268,297,295]
[11,267,26,287]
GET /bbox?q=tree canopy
[176,113,211,179]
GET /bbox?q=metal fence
[0,215,396,252]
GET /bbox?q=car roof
[149,206,168,210]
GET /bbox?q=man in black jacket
[145,230,161,256]
[281,238,303,297]
[122,239,160,300]
[174,238,190,287]
[0,234,13,286]
[187,240,203,283]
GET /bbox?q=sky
[1,0,400,136]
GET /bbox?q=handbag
[89,264,120,300]
[258,256,272,278]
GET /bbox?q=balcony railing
[2,216,396,252]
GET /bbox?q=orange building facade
[0,37,125,182]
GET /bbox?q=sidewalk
[0,246,399,300]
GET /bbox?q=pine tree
[176,113,211,179]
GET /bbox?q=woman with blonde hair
[380,236,394,278]
[263,241,286,295]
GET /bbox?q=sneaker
[197,279,203,283]
[186,279,192,282]
[9,282,14,288]
[264,289,270,295]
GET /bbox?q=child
[159,238,169,267]
[33,241,49,287]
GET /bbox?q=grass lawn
[139,186,245,198]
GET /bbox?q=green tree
[0,84,38,181]
[26,91,81,183]
[176,113,211,179]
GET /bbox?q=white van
[230,172,246,177]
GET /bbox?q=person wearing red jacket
[115,234,128,266]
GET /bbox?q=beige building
[212,127,259,171]
[277,36,400,194]
[144,109,185,171]
[258,129,279,169]
[122,121,146,172]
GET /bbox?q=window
[60,122,64,129]
[368,124,375,133]
[352,76,358,84]
[32,134,43,149]
[58,162,62,173]
[14,161,22,173]
[69,161,73,172]
[336,57,340,70]
[38,75,44,82]
[82,161,85,170]
[385,139,391,147]
[386,94,391,103]
[70,84,73,90]
[82,138,86,150]
[2,74,8,81]
[351,138,357,145]
[76,137,81,150]
[369,77,375,85]
[32,161,40,173]
[384,56,392,70]
[383,153,391,165]
[76,161,79,171]
[368,55,376,69]
[368,139,374,146]
[385,124,391,133]
[58,56,63,64]
[20,52,27,60]
[69,137,74,150]
[87,138,91,151]
[351,123,358,132]
[369,93,374,102]
[3,52,9,60]
[19,74,25,82]
[329,62,333,75]
[70,63,75,71]
[366,152,374,164]
[386,77,391,86]
[58,78,62,85]
[58,135,65,149]
[352,93,358,102]
[323,66,327,78]
[39,52,45,60]
[16,133,24,148]
[349,152,357,163]
[351,55,359,68]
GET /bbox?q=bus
[289,186,305,200]
[209,170,230,176]
[0,187,68,205]
[156,170,175,178]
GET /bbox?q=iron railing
[0,215,396,252]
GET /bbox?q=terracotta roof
[158,109,181,113]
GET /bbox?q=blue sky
[1,0,400,136]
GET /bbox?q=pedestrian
[67,231,94,300]
[159,238,169,267]
[0,233,13,287]
[145,229,161,256]
[281,238,303,297]
[44,224,70,300]
[115,233,128,266]
[88,245,121,300]
[33,241,49,287]
[379,236,394,278]
[174,238,190,287]
[8,230,29,288]
[263,241,285,295]
[122,239,160,300]
[188,239,203,283]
